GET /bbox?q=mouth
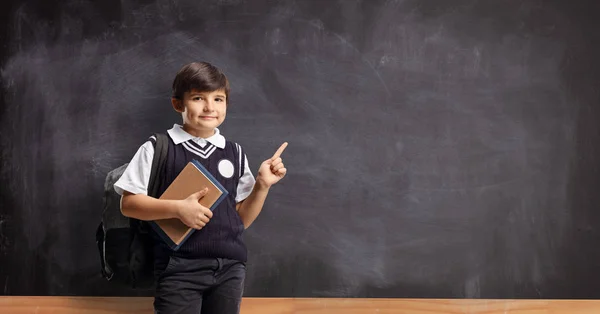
[199,116,217,120]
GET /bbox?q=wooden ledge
[1,297,600,313]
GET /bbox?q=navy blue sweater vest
[150,135,247,263]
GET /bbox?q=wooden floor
[1,297,600,313]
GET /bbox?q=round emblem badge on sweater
[218,159,235,178]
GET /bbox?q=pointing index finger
[272,142,288,159]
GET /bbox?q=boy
[113,61,287,314]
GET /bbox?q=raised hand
[256,142,288,189]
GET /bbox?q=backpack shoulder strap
[148,133,169,198]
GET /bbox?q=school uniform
[114,124,255,314]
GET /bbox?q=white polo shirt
[114,124,255,203]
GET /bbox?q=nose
[204,99,215,112]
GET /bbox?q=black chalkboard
[1,0,600,298]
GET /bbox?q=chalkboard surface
[1,0,600,298]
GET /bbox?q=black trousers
[153,256,246,314]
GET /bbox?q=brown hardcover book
[148,159,228,250]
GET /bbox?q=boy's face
[172,89,227,138]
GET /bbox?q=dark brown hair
[171,62,230,100]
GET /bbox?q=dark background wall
[1,0,599,298]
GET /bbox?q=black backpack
[95,133,169,289]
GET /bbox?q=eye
[192,96,203,101]
[215,98,224,102]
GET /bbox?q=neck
[182,124,215,138]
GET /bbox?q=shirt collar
[167,124,226,149]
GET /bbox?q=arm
[114,142,181,221]
[121,189,213,229]
[120,191,181,221]
[237,185,270,229]
[237,142,288,229]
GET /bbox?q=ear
[171,97,184,113]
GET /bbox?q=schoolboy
[114,61,288,314]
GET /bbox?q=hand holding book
[176,187,213,230]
